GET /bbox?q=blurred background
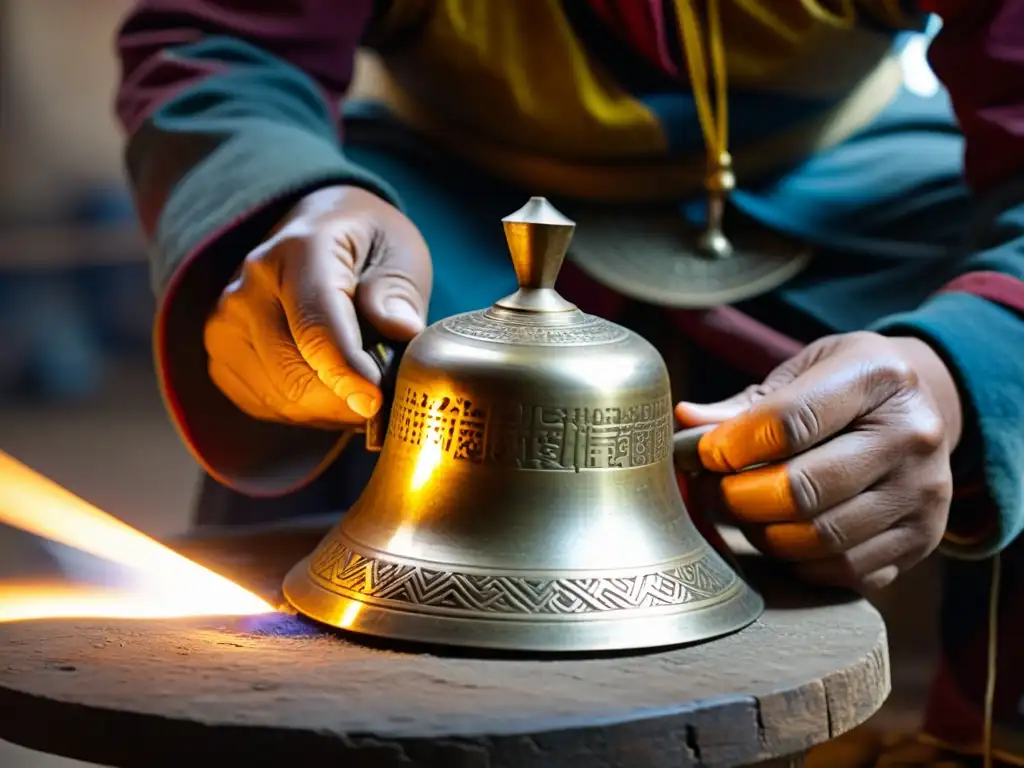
[0,2,943,765]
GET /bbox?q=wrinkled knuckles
[914,473,954,519]
[279,359,321,404]
[329,234,360,272]
[779,401,822,452]
[811,514,849,555]
[289,312,333,352]
[905,407,948,456]
[787,465,824,518]
[867,348,919,395]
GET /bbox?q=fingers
[716,430,897,524]
[737,487,902,561]
[675,390,758,427]
[208,356,278,422]
[207,263,377,427]
[204,188,430,430]
[791,528,923,592]
[285,227,383,379]
[204,300,280,422]
[249,298,375,424]
[354,214,432,341]
[731,464,947,591]
[674,342,814,428]
[697,347,915,472]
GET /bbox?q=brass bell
[283,197,764,652]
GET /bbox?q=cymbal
[566,207,813,308]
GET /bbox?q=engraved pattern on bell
[386,386,672,471]
[307,540,739,616]
[567,208,813,308]
[439,307,629,346]
[283,196,765,652]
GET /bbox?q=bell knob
[496,197,577,313]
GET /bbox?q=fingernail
[385,298,425,331]
[346,392,379,419]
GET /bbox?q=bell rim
[283,557,765,653]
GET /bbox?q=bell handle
[672,423,718,474]
[357,319,408,453]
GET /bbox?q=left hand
[676,331,963,592]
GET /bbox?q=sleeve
[869,243,1024,561]
[869,0,1024,558]
[115,0,401,498]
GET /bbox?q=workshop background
[0,2,942,765]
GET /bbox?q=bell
[283,197,763,652]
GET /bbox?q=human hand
[204,186,432,429]
[675,331,963,592]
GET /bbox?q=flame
[0,450,273,623]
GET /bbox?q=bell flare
[283,447,764,652]
[283,547,764,652]
[283,498,763,652]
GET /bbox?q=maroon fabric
[923,0,1024,192]
[557,261,631,319]
[115,1,1024,193]
[939,270,1024,315]
[670,307,805,380]
[583,0,679,75]
[116,0,376,135]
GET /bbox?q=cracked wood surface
[0,518,889,768]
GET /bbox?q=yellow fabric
[373,0,669,159]
[676,0,730,162]
[359,0,924,202]
[373,0,918,164]
[366,54,902,202]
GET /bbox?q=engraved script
[440,310,629,346]
[309,541,736,615]
[388,387,672,471]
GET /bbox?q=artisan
[114,2,1024,764]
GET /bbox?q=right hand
[204,185,432,430]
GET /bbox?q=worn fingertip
[674,402,690,425]
[384,298,426,334]
[697,429,732,473]
[346,392,380,419]
[327,372,382,417]
[675,401,716,427]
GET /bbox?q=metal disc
[566,207,814,308]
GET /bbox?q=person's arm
[115,1,403,495]
[869,0,1024,559]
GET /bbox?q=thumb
[674,348,816,428]
[356,218,433,342]
[675,390,759,427]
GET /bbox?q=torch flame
[0,450,273,623]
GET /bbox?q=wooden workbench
[0,516,889,768]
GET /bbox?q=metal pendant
[566,206,813,308]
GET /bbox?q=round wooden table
[0,516,889,768]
